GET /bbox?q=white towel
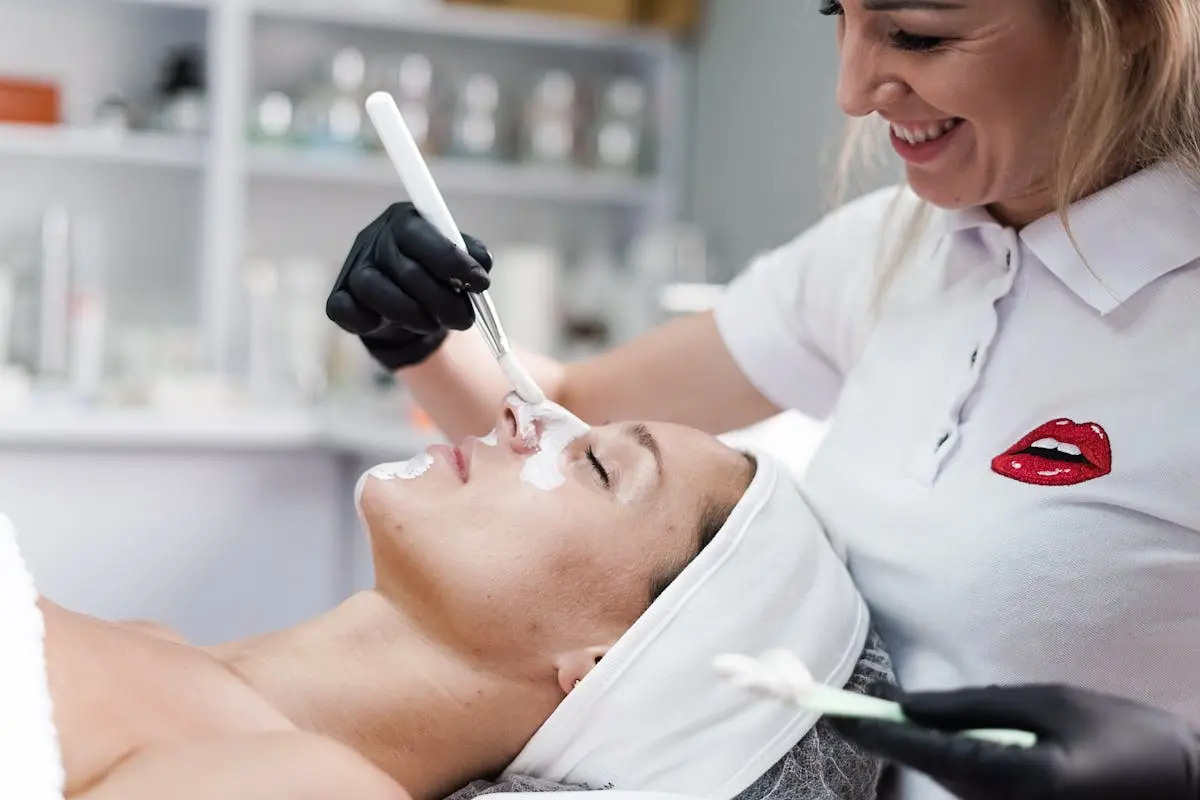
[0,513,66,800]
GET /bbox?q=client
[7,396,887,800]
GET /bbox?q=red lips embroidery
[991,418,1112,487]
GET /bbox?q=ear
[553,644,611,695]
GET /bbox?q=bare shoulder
[78,731,410,800]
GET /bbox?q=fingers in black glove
[829,702,1040,799]
[326,202,494,370]
[329,202,490,333]
[378,235,456,325]
[377,206,492,288]
[829,681,1200,800]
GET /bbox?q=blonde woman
[327,1,1200,798]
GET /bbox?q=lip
[460,437,481,476]
[888,118,962,166]
[991,418,1112,487]
[429,443,469,482]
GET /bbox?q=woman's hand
[326,202,493,371]
[325,204,778,441]
[830,682,1200,800]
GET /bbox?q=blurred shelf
[247,146,660,205]
[0,405,440,455]
[251,0,671,57]
[111,0,212,9]
[0,407,323,450]
[322,410,441,457]
[0,124,207,169]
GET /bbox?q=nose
[835,24,909,118]
[498,395,540,454]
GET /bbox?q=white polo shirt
[714,161,1200,800]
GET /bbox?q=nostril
[504,407,517,437]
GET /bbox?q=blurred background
[0,0,891,643]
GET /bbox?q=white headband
[503,449,869,799]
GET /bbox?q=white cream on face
[353,452,435,509]
[512,398,590,491]
[355,424,502,513]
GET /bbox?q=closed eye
[889,29,945,51]
[586,447,610,489]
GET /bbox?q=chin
[357,477,422,532]
[905,171,982,211]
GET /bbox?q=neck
[987,185,1055,230]
[987,160,1145,230]
[212,591,559,800]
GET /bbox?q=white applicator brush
[714,650,1038,749]
[364,91,546,405]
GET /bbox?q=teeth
[891,118,958,145]
[1030,438,1082,457]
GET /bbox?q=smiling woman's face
[356,396,753,672]
[829,0,1075,225]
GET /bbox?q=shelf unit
[209,0,687,374]
[212,0,686,374]
[1,0,690,430]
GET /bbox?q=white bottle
[243,259,282,406]
[0,267,13,368]
[0,265,30,411]
[37,206,71,381]
[68,214,107,401]
[487,244,562,355]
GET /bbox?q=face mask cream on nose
[513,400,589,490]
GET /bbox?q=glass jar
[520,69,580,168]
[293,47,368,151]
[591,76,649,174]
[363,53,435,154]
[445,71,504,161]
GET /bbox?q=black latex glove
[829,682,1200,800]
[326,202,493,371]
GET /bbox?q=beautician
[325,2,1200,799]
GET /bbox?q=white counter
[0,406,438,453]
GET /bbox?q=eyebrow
[623,423,663,478]
[862,0,965,9]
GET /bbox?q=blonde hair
[835,0,1200,310]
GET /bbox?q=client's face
[357,396,753,688]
